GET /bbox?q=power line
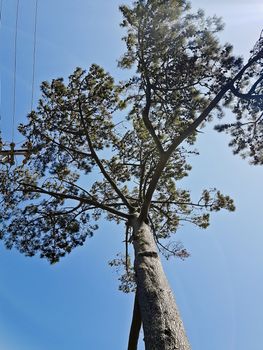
[31,0,38,111]
[0,0,3,132]
[12,0,20,142]
[0,0,3,27]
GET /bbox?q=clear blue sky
[0,1,262,349]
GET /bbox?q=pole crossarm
[0,142,30,165]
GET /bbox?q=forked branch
[77,98,134,212]
[139,49,263,221]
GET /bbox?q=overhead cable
[12,0,20,142]
[31,0,38,111]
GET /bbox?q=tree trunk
[131,217,190,350]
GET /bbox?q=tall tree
[0,1,262,349]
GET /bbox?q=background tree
[0,1,262,349]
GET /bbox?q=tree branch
[137,14,164,155]
[139,50,263,221]
[230,85,263,101]
[151,199,215,209]
[77,98,134,212]
[19,182,130,219]
[142,82,164,154]
[37,202,83,216]
[42,133,92,159]
[249,74,263,94]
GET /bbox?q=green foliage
[109,253,136,293]
[119,0,243,143]
[0,0,262,270]
[215,33,263,164]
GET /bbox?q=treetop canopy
[0,0,262,264]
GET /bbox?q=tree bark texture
[132,218,190,350]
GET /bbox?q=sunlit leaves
[119,0,244,145]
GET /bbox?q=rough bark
[131,217,190,350]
